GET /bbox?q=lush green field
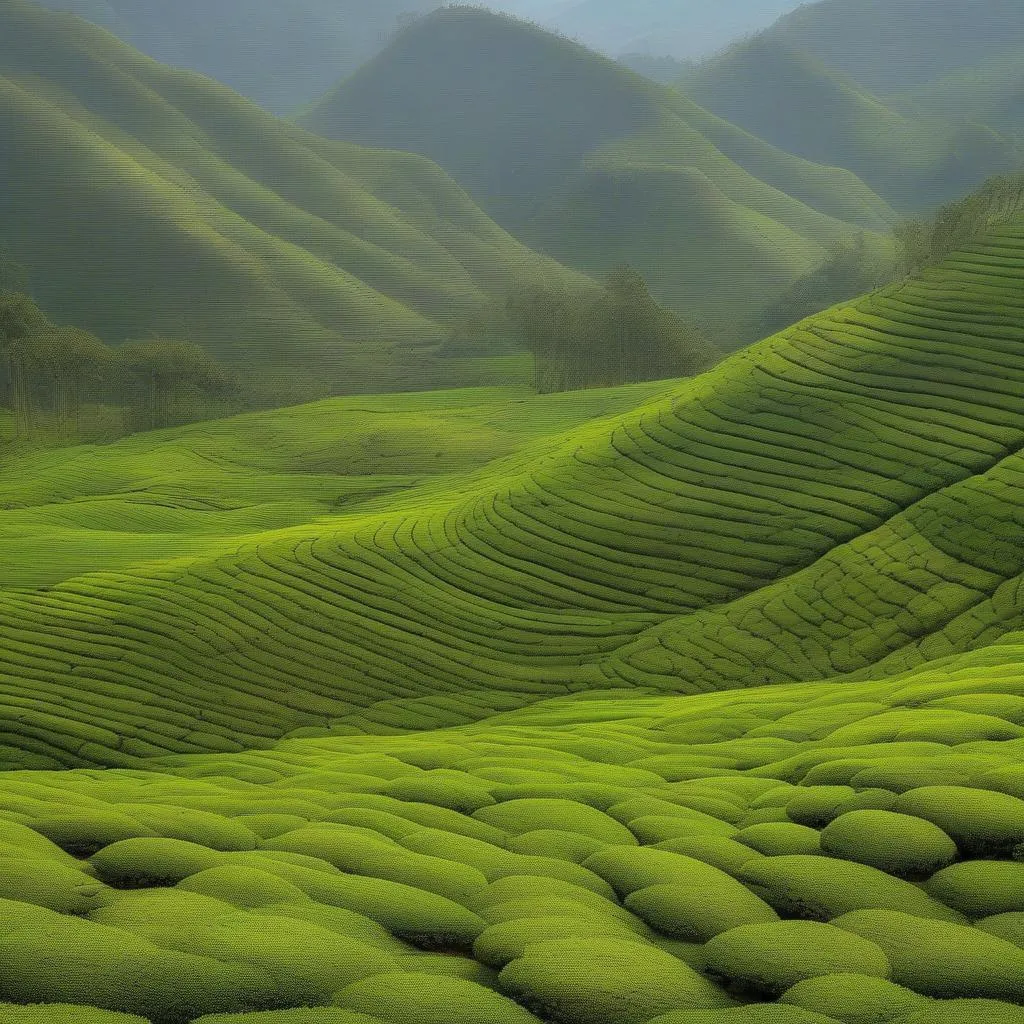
[299,7,896,343]
[2,184,1024,1020]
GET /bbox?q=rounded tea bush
[474,799,637,845]
[779,972,929,1022]
[624,881,779,942]
[703,921,890,996]
[497,936,734,1023]
[473,915,640,968]
[649,1007,845,1023]
[90,837,223,888]
[738,855,964,922]
[897,1000,1024,1023]
[734,823,821,856]
[821,811,958,878]
[925,860,1024,918]
[0,1006,153,1024]
[335,971,543,1024]
[893,787,1024,857]
[833,909,1024,1000]
[31,809,156,856]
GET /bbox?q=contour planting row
[0,657,1023,1022]
[5,219,1024,765]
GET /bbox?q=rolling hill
[0,166,1024,1022]
[0,0,585,398]
[299,7,896,342]
[759,0,1024,95]
[678,36,1022,211]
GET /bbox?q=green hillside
[299,7,896,342]
[1,204,1024,1020]
[0,1,583,397]
[892,50,1024,142]
[761,0,1024,94]
[678,36,1022,211]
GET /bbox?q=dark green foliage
[895,172,1024,275]
[505,268,718,392]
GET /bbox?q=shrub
[30,809,156,856]
[703,921,890,996]
[382,776,496,813]
[925,861,1024,918]
[176,865,310,908]
[497,937,734,1023]
[0,857,108,913]
[648,1007,845,1023]
[734,823,821,856]
[821,811,958,877]
[505,829,608,862]
[624,881,778,942]
[738,855,964,922]
[473,915,641,968]
[336,971,543,1024]
[651,837,764,875]
[779,972,929,1022]
[976,911,1024,947]
[0,1007,153,1023]
[90,838,223,887]
[896,1001,1024,1023]
[116,804,259,851]
[194,1012,382,1023]
[265,827,488,901]
[473,799,636,845]
[833,909,1024,1000]
[786,787,895,828]
[0,898,281,1023]
[583,846,747,898]
[893,787,1024,856]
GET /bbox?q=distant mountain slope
[0,1,582,395]
[761,0,1024,94]
[3,195,1024,768]
[679,36,1022,210]
[891,49,1024,142]
[547,0,801,60]
[33,0,441,113]
[300,7,895,341]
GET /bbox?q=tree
[0,291,48,439]
[506,267,717,393]
[115,339,232,431]
[28,326,112,438]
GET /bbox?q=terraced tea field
[2,213,1024,1020]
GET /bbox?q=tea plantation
[2,215,1024,1019]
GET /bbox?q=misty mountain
[300,7,896,343]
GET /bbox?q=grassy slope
[678,36,1022,211]
[3,208,1024,771]
[299,7,895,340]
[0,1,582,394]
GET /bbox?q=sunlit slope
[299,7,895,338]
[3,214,1024,769]
[0,1,579,390]
[0,649,1022,1020]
